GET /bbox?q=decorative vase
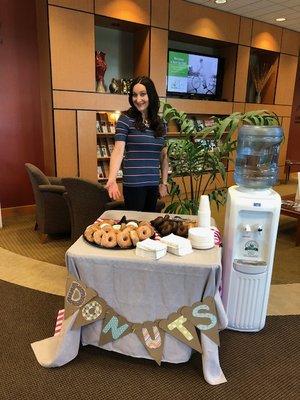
[95,51,107,93]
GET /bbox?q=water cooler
[222,125,283,332]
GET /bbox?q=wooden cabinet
[46,0,300,184]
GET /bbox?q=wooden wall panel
[150,28,168,96]
[169,0,239,43]
[133,28,150,77]
[54,110,78,176]
[281,29,300,56]
[48,0,94,12]
[251,21,282,52]
[151,0,169,29]
[275,54,298,106]
[49,6,95,91]
[53,91,129,110]
[36,0,55,175]
[234,46,250,103]
[232,103,245,113]
[278,117,291,167]
[166,98,233,115]
[239,17,252,46]
[77,111,98,181]
[244,103,292,117]
[95,0,150,25]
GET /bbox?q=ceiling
[186,0,300,32]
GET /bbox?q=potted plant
[162,102,280,215]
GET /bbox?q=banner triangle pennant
[64,275,98,319]
[181,296,219,346]
[72,296,107,330]
[134,320,165,366]
[159,312,202,353]
[99,309,132,346]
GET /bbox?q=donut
[117,231,132,248]
[100,219,116,226]
[102,224,114,233]
[112,224,122,230]
[101,230,117,248]
[176,223,189,237]
[150,216,164,228]
[84,225,98,242]
[137,225,153,241]
[126,221,139,228]
[93,228,105,245]
[129,229,140,246]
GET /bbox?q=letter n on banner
[159,312,202,353]
[99,309,132,346]
[181,296,219,345]
[134,321,165,365]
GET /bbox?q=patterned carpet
[0,279,298,400]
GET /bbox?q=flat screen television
[167,49,223,100]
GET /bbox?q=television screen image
[167,50,220,98]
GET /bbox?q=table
[32,210,228,385]
[281,194,300,246]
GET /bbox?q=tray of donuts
[150,215,197,238]
[83,217,155,249]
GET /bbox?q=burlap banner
[65,275,220,365]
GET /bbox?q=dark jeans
[123,186,159,212]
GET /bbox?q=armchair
[62,177,125,242]
[62,177,165,242]
[25,163,71,241]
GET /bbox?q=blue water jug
[234,125,283,189]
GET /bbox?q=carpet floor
[1,280,298,400]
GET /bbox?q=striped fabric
[114,114,166,187]
[54,309,65,336]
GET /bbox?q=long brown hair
[125,76,165,138]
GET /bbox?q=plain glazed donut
[93,228,105,245]
[102,224,114,233]
[117,231,132,248]
[101,231,117,248]
[137,225,153,241]
[129,229,140,246]
[84,225,98,242]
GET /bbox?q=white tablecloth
[32,210,228,385]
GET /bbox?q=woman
[105,76,169,212]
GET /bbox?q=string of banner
[65,275,220,365]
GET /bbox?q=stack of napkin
[136,238,167,260]
[160,233,193,256]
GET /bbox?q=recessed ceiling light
[215,0,227,4]
[275,17,286,22]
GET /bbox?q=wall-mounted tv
[167,49,223,100]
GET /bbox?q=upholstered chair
[25,163,70,241]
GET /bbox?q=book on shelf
[96,145,101,158]
[101,144,109,157]
[97,165,104,179]
[106,137,114,155]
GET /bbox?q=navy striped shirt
[114,114,166,187]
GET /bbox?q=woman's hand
[105,180,121,200]
[159,183,168,198]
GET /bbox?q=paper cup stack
[188,227,215,250]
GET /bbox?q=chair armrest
[48,176,63,185]
[105,201,125,210]
[38,184,66,194]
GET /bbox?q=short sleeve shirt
[114,114,166,187]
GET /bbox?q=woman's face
[132,83,149,115]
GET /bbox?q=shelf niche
[246,48,279,104]
[167,31,238,103]
[95,15,150,94]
